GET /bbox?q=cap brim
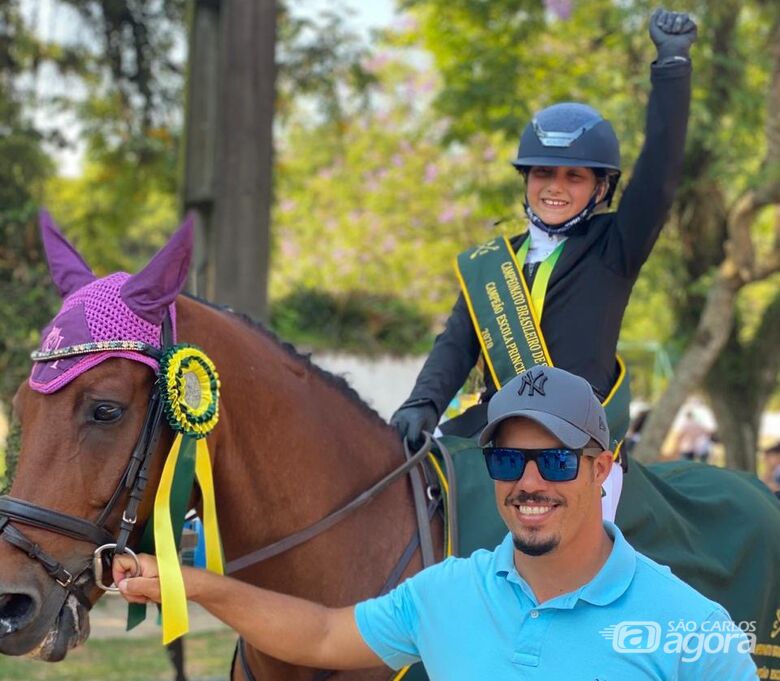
[478,409,592,448]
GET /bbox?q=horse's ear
[120,215,194,324]
[39,208,97,298]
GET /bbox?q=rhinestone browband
[31,341,162,362]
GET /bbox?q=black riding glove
[649,8,698,65]
[390,401,439,451]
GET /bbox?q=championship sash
[455,235,630,451]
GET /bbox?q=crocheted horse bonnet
[29,210,192,394]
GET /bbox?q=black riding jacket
[400,60,692,420]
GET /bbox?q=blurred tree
[0,0,56,409]
[41,0,187,270]
[271,54,518,321]
[2,0,391,410]
[184,0,378,321]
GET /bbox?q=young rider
[391,8,697,518]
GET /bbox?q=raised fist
[649,8,698,63]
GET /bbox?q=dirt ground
[89,595,227,640]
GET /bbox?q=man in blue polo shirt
[356,366,758,678]
[114,367,757,679]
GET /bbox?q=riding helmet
[512,102,621,206]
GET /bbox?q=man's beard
[506,491,564,556]
[512,531,560,556]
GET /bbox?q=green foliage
[0,417,21,494]
[37,0,186,273]
[0,2,58,410]
[44,147,180,275]
[277,3,379,124]
[272,54,526,324]
[271,287,433,355]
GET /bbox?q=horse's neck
[178,297,418,600]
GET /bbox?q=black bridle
[0,322,172,609]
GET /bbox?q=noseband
[0,324,172,608]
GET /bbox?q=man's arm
[113,554,383,670]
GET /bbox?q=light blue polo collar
[494,521,636,608]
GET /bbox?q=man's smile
[506,494,565,525]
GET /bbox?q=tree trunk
[212,0,277,321]
[633,276,738,463]
[182,0,220,297]
[703,287,780,471]
[707,386,759,472]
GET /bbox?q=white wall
[311,353,426,421]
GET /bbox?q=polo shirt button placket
[512,608,551,668]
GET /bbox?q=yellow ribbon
[195,437,224,574]
[154,433,189,644]
[153,434,224,644]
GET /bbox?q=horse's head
[0,211,191,660]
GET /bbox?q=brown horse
[0,215,442,679]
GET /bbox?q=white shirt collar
[525,222,567,264]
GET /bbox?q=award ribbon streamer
[195,437,223,574]
[154,433,190,644]
[147,344,224,644]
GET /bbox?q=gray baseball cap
[478,366,610,450]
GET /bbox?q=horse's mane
[185,294,391,429]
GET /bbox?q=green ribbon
[126,435,197,631]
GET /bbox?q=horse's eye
[93,403,124,423]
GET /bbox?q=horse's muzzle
[0,590,37,637]
[0,582,88,660]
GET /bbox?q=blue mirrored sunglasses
[483,447,603,482]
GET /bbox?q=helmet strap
[523,185,604,236]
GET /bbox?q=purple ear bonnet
[29,273,175,393]
[29,211,193,394]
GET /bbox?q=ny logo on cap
[518,370,547,397]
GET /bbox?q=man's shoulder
[403,541,507,600]
[631,550,726,617]
[418,545,501,581]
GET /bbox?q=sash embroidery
[455,236,553,387]
[455,235,630,450]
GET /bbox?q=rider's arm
[398,291,482,417]
[606,58,692,278]
[113,555,383,670]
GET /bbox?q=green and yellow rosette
[154,345,224,644]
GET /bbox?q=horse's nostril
[0,593,36,636]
